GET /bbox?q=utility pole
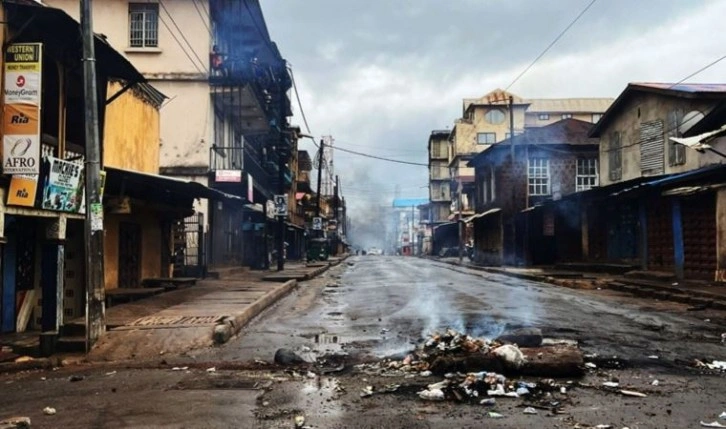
[333,175,339,255]
[276,140,286,271]
[458,179,463,264]
[80,0,106,351]
[315,139,324,218]
[508,95,517,266]
[411,204,415,256]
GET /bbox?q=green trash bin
[307,238,329,261]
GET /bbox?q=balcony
[209,146,243,172]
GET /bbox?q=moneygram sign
[3,43,42,175]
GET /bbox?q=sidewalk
[85,257,345,363]
[436,257,726,310]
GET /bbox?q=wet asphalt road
[1,256,726,428]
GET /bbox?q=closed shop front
[647,198,674,271]
[681,193,717,280]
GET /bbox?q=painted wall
[45,0,211,77]
[103,206,166,290]
[452,105,527,157]
[103,81,160,174]
[598,93,721,186]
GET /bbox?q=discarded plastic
[360,386,374,398]
[206,367,217,373]
[493,344,525,369]
[294,415,305,428]
[648,355,659,360]
[488,412,504,419]
[651,380,659,386]
[480,398,496,406]
[585,362,597,369]
[487,385,506,396]
[420,370,432,377]
[42,407,56,416]
[171,366,188,371]
[418,388,445,401]
[516,387,531,396]
[720,411,726,420]
[105,371,117,376]
[560,387,567,394]
[603,381,619,388]
[620,389,647,398]
[306,371,316,379]
[594,425,613,429]
[523,407,537,415]
[701,422,726,428]
[707,361,726,371]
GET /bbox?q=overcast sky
[260,0,726,218]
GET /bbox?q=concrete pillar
[581,204,589,260]
[716,188,726,282]
[671,199,685,281]
[639,201,648,270]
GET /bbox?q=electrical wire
[332,145,428,166]
[158,15,207,75]
[191,0,213,37]
[505,0,597,91]
[669,54,726,89]
[158,0,208,73]
[289,65,314,137]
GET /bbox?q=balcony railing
[209,146,243,172]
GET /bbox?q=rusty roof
[525,98,613,113]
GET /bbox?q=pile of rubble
[357,327,586,405]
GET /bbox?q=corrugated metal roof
[525,98,613,113]
[633,83,726,93]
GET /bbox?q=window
[592,113,603,123]
[609,131,622,181]
[528,158,550,196]
[561,113,573,119]
[538,113,550,121]
[576,158,598,191]
[485,109,506,125]
[477,132,496,144]
[129,3,159,48]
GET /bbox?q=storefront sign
[215,170,242,182]
[7,174,38,207]
[3,43,42,174]
[40,157,84,213]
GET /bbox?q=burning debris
[356,328,585,406]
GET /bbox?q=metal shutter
[640,120,665,175]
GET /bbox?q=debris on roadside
[68,375,84,382]
[206,367,217,373]
[274,348,305,366]
[488,411,505,419]
[701,421,726,428]
[0,416,31,429]
[360,386,374,398]
[719,411,726,419]
[523,407,537,415]
[294,415,305,428]
[171,366,189,371]
[619,389,647,398]
[42,407,56,416]
[694,359,726,372]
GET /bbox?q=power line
[191,0,213,37]
[333,145,428,166]
[505,0,597,91]
[669,54,726,88]
[289,65,314,136]
[158,0,208,73]
[158,15,206,75]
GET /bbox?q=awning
[433,221,457,231]
[295,192,307,201]
[105,167,244,204]
[464,208,502,223]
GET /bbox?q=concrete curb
[212,279,298,344]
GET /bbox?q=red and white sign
[215,170,242,183]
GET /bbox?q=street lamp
[670,124,726,159]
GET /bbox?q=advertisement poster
[6,174,38,207]
[40,157,84,213]
[3,43,42,175]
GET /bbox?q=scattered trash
[294,415,305,428]
[594,425,613,429]
[418,388,445,401]
[105,371,117,376]
[480,398,496,406]
[585,362,597,369]
[705,319,711,323]
[602,382,619,388]
[42,407,56,416]
[420,370,432,377]
[274,348,305,365]
[620,389,647,398]
[40,376,46,381]
[306,371,316,379]
[493,344,525,369]
[651,380,659,386]
[488,411,505,419]
[701,422,726,428]
[262,401,269,407]
[360,386,374,398]
[0,416,31,428]
[696,360,726,371]
[380,328,390,335]
[648,355,659,360]
[516,387,531,396]
[559,387,567,394]
[721,333,726,344]
[13,356,33,363]
[68,375,84,382]
[719,411,726,420]
[171,367,188,371]
[523,407,538,415]
[206,367,217,373]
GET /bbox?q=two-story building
[46,0,294,272]
[578,83,726,282]
[467,119,600,265]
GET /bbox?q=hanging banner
[40,157,84,213]
[3,43,42,175]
